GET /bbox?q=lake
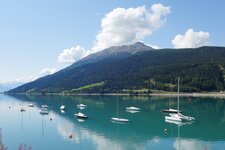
[0,94,225,150]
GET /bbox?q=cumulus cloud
[39,67,57,77]
[58,46,90,64]
[146,43,160,49]
[57,4,170,64]
[93,4,170,51]
[172,29,210,48]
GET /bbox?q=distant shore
[4,92,225,97]
[149,92,225,97]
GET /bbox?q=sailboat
[77,104,87,109]
[126,106,140,113]
[20,100,25,112]
[126,106,140,111]
[60,97,65,110]
[165,77,195,122]
[75,103,88,119]
[161,85,180,113]
[111,96,129,123]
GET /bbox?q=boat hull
[126,106,140,111]
[161,109,180,113]
[60,105,65,110]
[74,113,88,119]
[111,117,129,122]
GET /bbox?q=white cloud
[0,67,58,85]
[146,43,160,49]
[0,76,35,84]
[58,46,90,64]
[39,67,57,77]
[172,29,210,48]
[92,4,170,51]
[57,4,169,65]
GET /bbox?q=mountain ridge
[8,43,225,94]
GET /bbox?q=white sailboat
[126,106,140,111]
[111,97,129,123]
[165,77,195,122]
[126,106,140,113]
[60,98,65,110]
[161,86,180,113]
[77,104,86,110]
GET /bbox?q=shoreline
[4,92,225,97]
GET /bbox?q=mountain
[66,42,154,70]
[0,83,23,93]
[0,84,8,93]
[8,43,225,94]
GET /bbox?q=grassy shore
[149,92,225,97]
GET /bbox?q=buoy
[69,134,72,139]
[164,128,168,133]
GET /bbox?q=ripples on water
[0,94,225,150]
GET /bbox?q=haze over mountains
[8,42,225,94]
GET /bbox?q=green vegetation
[69,82,104,93]
[8,46,225,94]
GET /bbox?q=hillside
[8,43,225,94]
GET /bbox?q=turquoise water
[0,94,225,150]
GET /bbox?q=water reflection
[0,94,225,149]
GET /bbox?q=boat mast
[117,96,118,118]
[177,77,180,112]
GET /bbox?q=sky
[0,0,225,85]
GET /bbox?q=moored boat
[111,117,130,123]
[126,106,140,111]
[28,103,34,107]
[74,112,88,119]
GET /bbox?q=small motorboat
[74,112,88,119]
[60,105,65,110]
[111,117,129,123]
[41,105,48,108]
[28,103,34,107]
[77,104,86,108]
[126,106,140,111]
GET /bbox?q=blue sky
[0,0,225,85]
